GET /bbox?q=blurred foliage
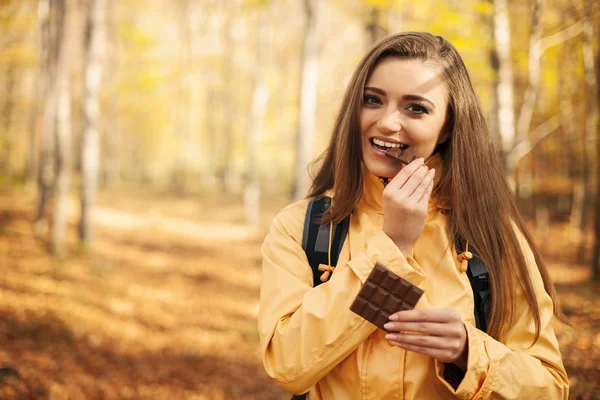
[0,0,596,197]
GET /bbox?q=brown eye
[363,95,382,106]
[406,104,429,114]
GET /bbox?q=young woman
[258,32,568,399]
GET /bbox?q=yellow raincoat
[258,157,568,399]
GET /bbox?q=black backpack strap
[456,238,491,333]
[465,257,491,333]
[302,197,350,287]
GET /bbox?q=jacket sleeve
[434,229,569,399]
[258,203,426,395]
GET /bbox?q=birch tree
[102,0,120,187]
[25,0,49,188]
[35,0,63,235]
[218,2,236,193]
[291,0,318,201]
[172,0,193,190]
[80,0,107,245]
[491,0,516,167]
[492,0,583,186]
[244,7,269,229]
[579,0,597,262]
[561,11,583,246]
[52,0,74,256]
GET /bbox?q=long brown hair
[308,32,565,343]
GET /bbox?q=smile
[370,138,408,152]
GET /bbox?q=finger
[411,168,435,203]
[396,165,429,198]
[383,321,462,337]
[385,332,458,350]
[389,309,461,323]
[386,157,425,189]
[418,172,435,204]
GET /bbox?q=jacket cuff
[434,322,491,399]
[347,231,426,286]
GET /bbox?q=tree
[25,0,49,188]
[52,0,74,256]
[102,0,120,188]
[291,0,318,201]
[35,0,65,235]
[590,0,599,280]
[244,6,269,229]
[80,0,107,245]
[492,0,583,186]
[216,1,236,193]
[365,6,388,47]
[491,0,516,170]
[580,0,597,263]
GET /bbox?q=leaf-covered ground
[0,188,598,399]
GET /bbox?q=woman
[258,32,568,399]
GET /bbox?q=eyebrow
[364,86,436,110]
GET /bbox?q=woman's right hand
[382,157,435,256]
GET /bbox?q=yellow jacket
[258,159,568,400]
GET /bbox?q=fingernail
[389,314,397,321]
[383,322,393,330]
[385,334,393,340]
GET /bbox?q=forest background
[0,0,599,399]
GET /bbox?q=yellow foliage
[471,1,493,16]
[120,21,157,52]
[361,0,392,9]
[0,42,37,67]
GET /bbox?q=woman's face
[360,57,449,179]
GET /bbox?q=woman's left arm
[386,232,569,400]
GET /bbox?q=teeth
[373,138,403,148]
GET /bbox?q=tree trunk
[491,0,516,174]
[513,0,544,200]
[26,0,52,188]
[244,10,269,229]
[365,7,388,48]
[35,0,63,235]
[80,0,107,245]
[590,0,600,279]
[218,2,236,193]
[102,0,120,188]
[26,65,44,188]
[580,0,596,263]
[561,10,583,246]
[172,0,192,192]
[52,0,73,256]
[1,63,16,178]
[291,0,318,201]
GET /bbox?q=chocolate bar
[385,147,417,165]
[350,262,424,330]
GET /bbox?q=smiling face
[361,57,449,178]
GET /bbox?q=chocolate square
[385,147,417,165]
[350,263,424,330]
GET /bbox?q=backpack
[302,196,491,332]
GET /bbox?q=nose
[377,109,402,133]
